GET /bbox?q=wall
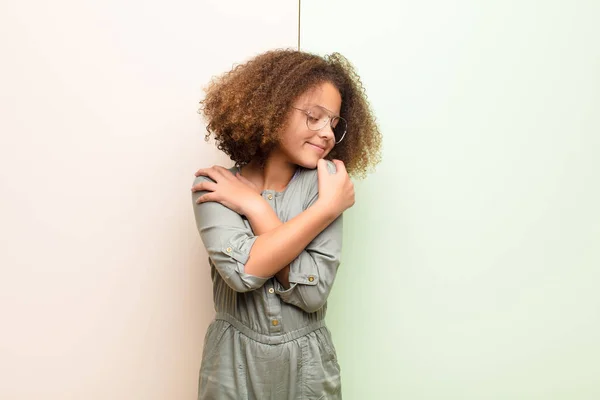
[301,2,600,398]
[0,1,297,398]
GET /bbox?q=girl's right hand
[315,159,355,218]
[192,166,264,216]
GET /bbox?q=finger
[317,158,328,180]
[196,193,218,204]
[194,168,209,177]
[194,168,211,177]
[331,159,348,175]
[213,165,236,179]
[191,180,217,193]
[317,158,327,169]
[194,166,224,182]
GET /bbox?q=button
[226,247,232,253]
[308,276,315,282]
[272,319,279,326]
[268,288,275,294]
[267,194,273,200]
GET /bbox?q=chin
[292,148,330,169]
[296,160,318,169]
[294,156,320,169]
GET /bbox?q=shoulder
[297,160,338,184]
[295,160,337,206]
[192,175,210,186]
[192,166,237,186]
[191,166,238,207]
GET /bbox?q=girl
[191,49,381,399]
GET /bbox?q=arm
[242,198,337,278]
[192,160,353,304]
[274,212,342,313]
[193,177,337,288]
[192,179,269,293]
[245,162,345,313]
[242,204,290,288]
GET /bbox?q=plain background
[0,1,296,398]
[302,1,600,399]
[2,1,599,399]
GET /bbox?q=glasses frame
[292,105,347,144]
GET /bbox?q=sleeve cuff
[223,236,270,289]
[274,280,297,295]
[273,252,320,297]
[287,252,319,286]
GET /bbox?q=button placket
[266,280,283,334]
[262,194,282,334]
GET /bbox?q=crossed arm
[191,160,351,312]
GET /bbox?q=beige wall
[0,1,297,398]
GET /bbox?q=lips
[307,142,326,152]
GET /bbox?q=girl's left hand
[192,166,263,215]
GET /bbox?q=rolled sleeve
[192,176,270,292]
[274,160,344,313]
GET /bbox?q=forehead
[297,82,342,114]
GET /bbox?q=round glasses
[292,105,347,144]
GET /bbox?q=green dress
[192,162,343,399]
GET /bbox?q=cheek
[280,133,299,149]
[282,128,309,146]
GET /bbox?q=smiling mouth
[307,143,325,152]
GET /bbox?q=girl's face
[276,81,342,169]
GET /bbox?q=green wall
[302,1,600,398]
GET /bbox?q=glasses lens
[305,106,347,143]
[332,117,347,143]
[306,106,329,131]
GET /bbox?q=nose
[317,123,335,141]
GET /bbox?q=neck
[242,150,297,193]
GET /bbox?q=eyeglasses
[292,105,347,144]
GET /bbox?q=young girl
[191,49,381,399]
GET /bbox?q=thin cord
[297,0,301,50]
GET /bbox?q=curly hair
[198,49,382,178]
